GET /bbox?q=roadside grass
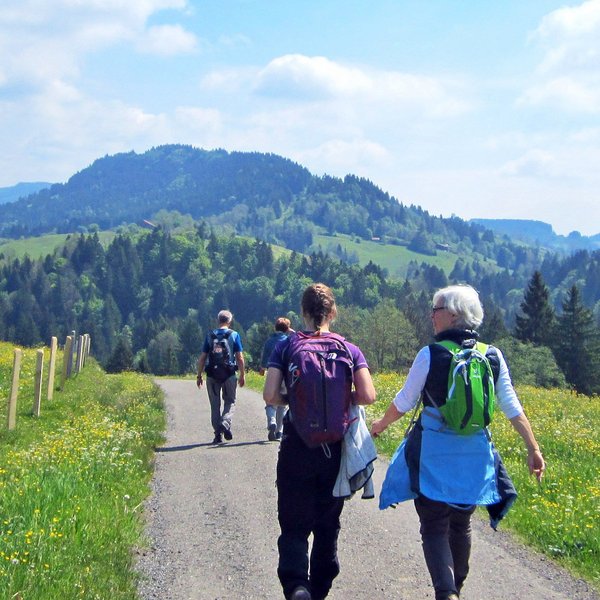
[0,342,164,600]
[247,369,599,590]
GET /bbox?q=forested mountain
[471,218,600,253]
[1,145,600,392]
[0,145,539,269]
[0,145,557,309]
[0,182,52,205]
[1,144,600,317]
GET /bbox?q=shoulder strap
[212,329,232,340]
[475,342,489,355]
[437,339,461,353]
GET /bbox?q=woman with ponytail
[264,283,376,600]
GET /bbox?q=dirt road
[136,379,598,600]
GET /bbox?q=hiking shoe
[221,423,233,441]
[275,431,283,441]
[211,434,222,445]
[290,586,312,600]
[268,423,277,441]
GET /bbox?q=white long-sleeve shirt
[392,345,523,419]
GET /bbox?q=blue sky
[1,1,600,235]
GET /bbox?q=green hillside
[314,233,484,279]
[0,232,116,260]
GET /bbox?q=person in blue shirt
[197,310,245,444]
[259,317,293,441]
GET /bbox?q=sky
[1,1,600,236]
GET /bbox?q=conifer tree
[554,285,600,395]
[514,271,555,346]
[105,336,134,373]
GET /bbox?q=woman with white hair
[371,285,545,600]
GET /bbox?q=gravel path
[136,379,598,600]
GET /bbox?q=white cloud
[518,76,600,113]
[535,0,600,40]
[205,54,470,119]
[521,0,600,111]
[0,0,196,90]
[499,149,556,178]
[254,54,372,99]
[296,139,391,180]
[136,24,198,56]
[570,126,600,142]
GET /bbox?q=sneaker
[268,423,277,441]
[211,434,222,445]
[275,431,283,441]
[221,423,233,441]
[290,586,311,600]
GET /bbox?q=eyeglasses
[431,306,447,313]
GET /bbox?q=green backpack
[430,340,496,435]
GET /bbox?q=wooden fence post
[7,348,22,430]
[61,336,73,390]
[67,330,76,377]
[47,336,58,400]
[84,334,91,365]
[33,349,44,417]
[76,335,84,373]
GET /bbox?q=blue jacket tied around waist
[379,409,517,529]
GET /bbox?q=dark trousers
[276,422,344,600]
[414,495,476,600]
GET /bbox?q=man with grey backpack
[197,310,245,444]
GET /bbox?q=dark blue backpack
[284,332,354,448]
[205,330,236,382]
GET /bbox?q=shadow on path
[155,439,274,452]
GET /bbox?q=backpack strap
[212,329,233,340]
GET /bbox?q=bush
[495,337,567,389]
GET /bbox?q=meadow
[246,370,600,590]
[0,231,116,260]
[313,233,474,278]
[0,342,164,599]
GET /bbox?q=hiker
[259,316,293,441]
[371,284,545,600]
[263,283,376,600]
[197,310,245,444]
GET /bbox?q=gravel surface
[136,379,599,600]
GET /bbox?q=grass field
[314,233,472,278]
[0,231,116,260]
[0,342,164,599]
[245,370,600,590]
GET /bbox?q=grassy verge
[0,342,165,599]
[246,369,599,590]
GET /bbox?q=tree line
[0,228,598,394]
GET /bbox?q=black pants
[414,495,476,600]
[276,422,344,600]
